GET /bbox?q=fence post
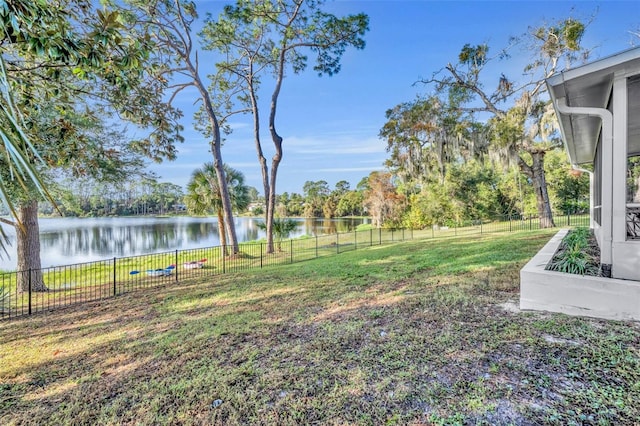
[509,216,512,233]
[290,240,293,264]
[402,228,405,241]
[354,229,357,250]
[567,212,570,227]
[175,250,179,282]
[260,243,263,268]
[28,269,32,316]
[113,257,117,296]
[480,220,483,235]
[529,215,532,230]
[370,229,373,246]
[222,246,226,274]
[432,226,434,239]
[315,236,318,258]
[336,232,340,254]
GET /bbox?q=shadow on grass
[1,231,639,425]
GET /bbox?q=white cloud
[176,143,211,156]
[227,161,261,168]
[314,166,385,173]
[227,121,250,131]
[285,135,386,155]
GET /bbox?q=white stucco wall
[521,229,640,321]
[613,240,640,281]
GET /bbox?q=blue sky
[147,0,639,195]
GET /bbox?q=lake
[0,216,368,270]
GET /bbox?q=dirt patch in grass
[1,231,639,425]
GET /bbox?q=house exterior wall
[545,48,640,283]
[613,241,640,280]
[610,72,640,281]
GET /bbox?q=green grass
[0,221,532,316]
[1,229,639,425]
[1,213,591,316]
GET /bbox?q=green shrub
[547,227,599,276]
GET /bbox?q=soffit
[546,48,640,164]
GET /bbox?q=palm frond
[0,56,56,255]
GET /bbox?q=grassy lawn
[1,230,638,425]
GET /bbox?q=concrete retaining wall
[520,229,640,321]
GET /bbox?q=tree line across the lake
[37,150,588,231]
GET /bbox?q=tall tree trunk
[266,151,281,254]
[264,181,275,254]
[520,150,555,228]
[263,179,274,254]
[186,56,240,255]
[16,200,47,292]
[213,152,240,254]
[247,74,275,254]
[266,49,287,255]
[217,209,228,256]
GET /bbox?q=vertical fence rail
[175,250,179,282]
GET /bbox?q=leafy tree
[322,182,349,219]
[1,0,182,290]
[201,0,369,253]
[290,193,305,216]
[184,163,249,252]
[335,190,365,217]
[322,196,337,219]
[544,149,590,214]
[0,0,94,258]
[363,172,405,228]
[400,157,529,228]
[334,180,351,195]
[277,192,291,217]
[276,192,304,217]
[421,18,589,228]
[150,182,184,215]
[380,95,488,186]
[303,180,330,218]
[247,187,261,203]
[402,192,444,229]
[0,106,157,290]
[113,0,245,254]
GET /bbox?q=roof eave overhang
[546,47,640,166]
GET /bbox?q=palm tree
[256,218,298,252]
[184,163,249,255]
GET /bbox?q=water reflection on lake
[0,216,367,270]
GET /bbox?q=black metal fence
[0,213,590,320]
